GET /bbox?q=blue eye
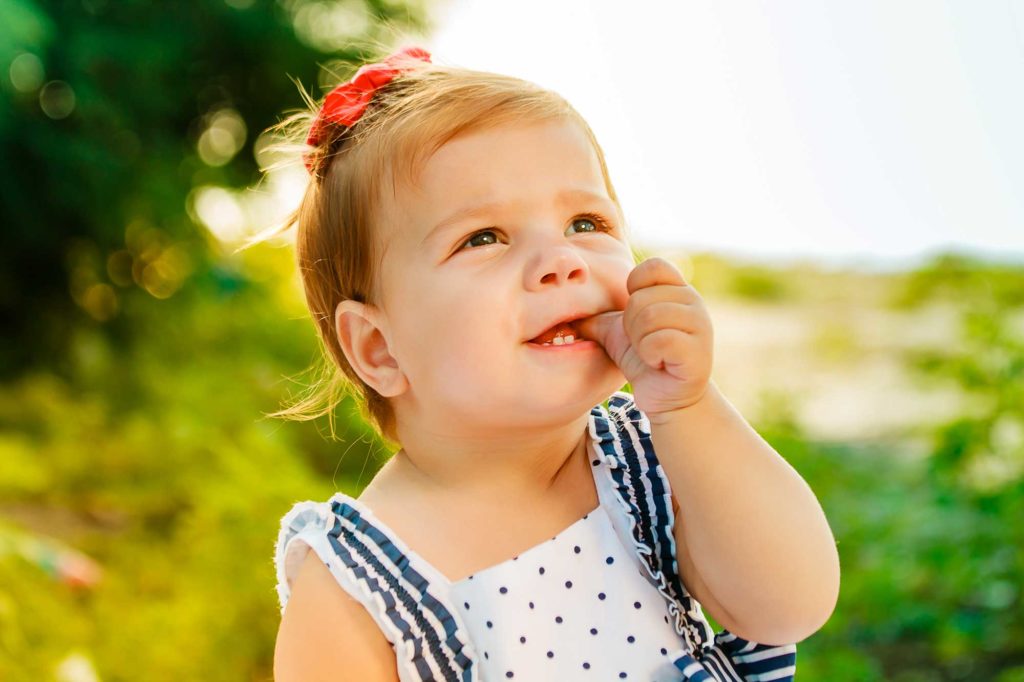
[457,212,615,251]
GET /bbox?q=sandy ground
[705,296,971,446]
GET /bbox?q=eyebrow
[420,188,618,247]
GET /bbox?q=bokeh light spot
[9,52,44,92]
[197,108,247,166]
[289,0,371,52]
[190,186,247,243]
[39,80,76,119]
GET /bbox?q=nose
[526,245,589,290]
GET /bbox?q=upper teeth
[543,335,576,346]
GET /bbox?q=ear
[334,300,409,398]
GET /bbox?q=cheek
[397,285,503,358]
[599,253,635,310]
[612,281,631,311]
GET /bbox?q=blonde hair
[250,48,639,447]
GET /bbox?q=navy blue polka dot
[660,647,668,655]
[486,620,493,628]
[529,601,535,609]
[565,580,573,589]
[606,556,614,564]
[590,627,598,635]
[547,651,554,658]
[598,592,606,600]
[591,459,600,466]
[506,671,513,678]
[583,662,591,669]
[627,635,635,643]
[519,636,526,644]
[499,586,508,594]
[573,545,581,554]
[539,566,545,575]
[555,615,563,623]
[634,601,642,609]
[619,673,627,678]
[464,601,470,609]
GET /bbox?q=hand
[577,257,714,417]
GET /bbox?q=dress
[274,391,798,681]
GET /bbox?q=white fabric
[449,501,690,681]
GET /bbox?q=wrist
[646,381,718,427]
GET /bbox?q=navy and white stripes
[328,502,474,680]
[594,391,798,682]
[592,392,715,652]
[671,631,797,681]
[275,500,478,681]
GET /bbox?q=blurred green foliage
[0,0,429,376]
[785,254,1024,680]
[0,246,390,679]
[1,0,1022,679]
[0,0,427,678]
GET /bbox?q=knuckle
[652,329,673,351]
[638,305,659,329]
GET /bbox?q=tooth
[553,336,564,345]
[564,335,575,343]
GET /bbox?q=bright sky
[421,0,1024,271]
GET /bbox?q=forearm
[648,380,840,642]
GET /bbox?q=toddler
[269,46,839,681]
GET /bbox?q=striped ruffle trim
[670,632,797,681]
[274,499,478,681]
[589,391,798,681]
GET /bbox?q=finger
[628,283,702,308]
[623,286,701,332]
[623,301,698,345]
[627,257,687,295]
[575,310,623,350]
[635,327,696,370]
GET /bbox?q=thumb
[576,310,623,352]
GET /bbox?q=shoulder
[274,549,400,682]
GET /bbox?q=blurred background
[1,0,1021,680]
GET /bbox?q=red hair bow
[304,45,432,174]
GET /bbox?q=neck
[389,413,592,508]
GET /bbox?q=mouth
[525,315,591,347]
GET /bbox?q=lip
[524,338,599,352]
[525,311,593,344]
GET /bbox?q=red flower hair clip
[304,45,432,174]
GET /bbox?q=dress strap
[275,496,478,681]
[668,630,797,681]
[589,391,714,651]
[589,391,798,681]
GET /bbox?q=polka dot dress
[274,391,798,681]
[450,502,688,681]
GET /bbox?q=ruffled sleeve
[274,499,332,613]
[273,495,478,681]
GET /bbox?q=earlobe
[334,300,408,398]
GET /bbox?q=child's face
[376,119,635,430]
